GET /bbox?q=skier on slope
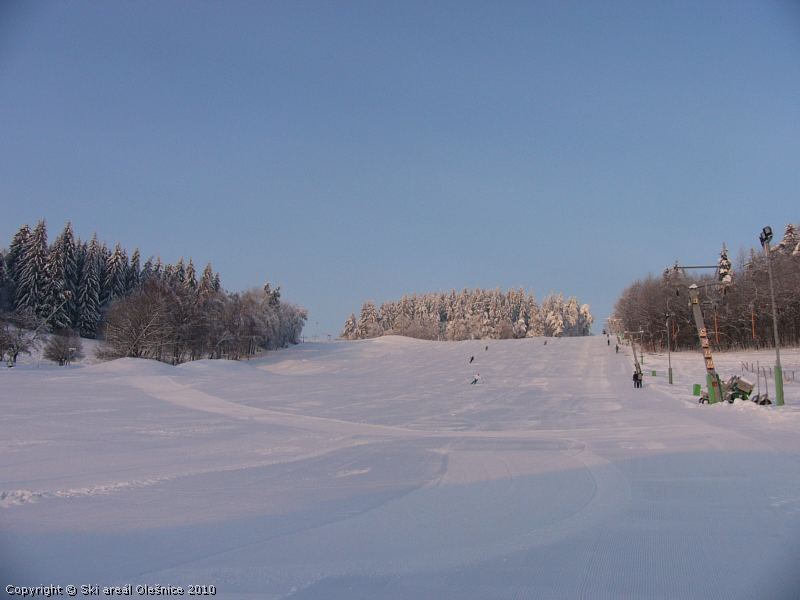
[470,373,481,385]
[615,344,619,354]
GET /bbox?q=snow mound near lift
[82,357,176,376]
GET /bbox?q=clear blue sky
[2,1,799,337]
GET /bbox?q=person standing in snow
[633,371,639,388]
[615,344,619,353]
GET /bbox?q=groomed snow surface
[2,336,800,599]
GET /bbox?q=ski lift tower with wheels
[665,257,731,405]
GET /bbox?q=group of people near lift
[632,370,643,388]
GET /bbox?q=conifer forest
[0,220,307,364]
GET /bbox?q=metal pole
[764,240,784,406]
[666,314,673,384]
[638,331,644,365]
[627,332,641,374]
[756,360,760,396]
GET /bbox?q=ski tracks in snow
[128,375,419,439]
[106,346,634,592]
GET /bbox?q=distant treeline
[613,223,800,352]
[342,288,593,340]
[0,220,306,364]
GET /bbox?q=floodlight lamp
[760,226,773,247]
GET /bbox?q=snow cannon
[721,375,753,404]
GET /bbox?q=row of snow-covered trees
[342,288,593,341]
[0,220,221,338]
[0,220,307,364]
[612,223,800,352]
[101,279,307,363]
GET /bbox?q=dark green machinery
[698,374,755,404]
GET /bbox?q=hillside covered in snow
[2,337,800,599]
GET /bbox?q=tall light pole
[639,331,644,365]
[634,330,644,365]
[759,226,784,406]
[665,311,673,384]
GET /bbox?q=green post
[775,365,785,406]
[651,370,657,377]
[706,373,718,404]
[762,234,785,406]
[668,368,673,385]
[692,383,701,396]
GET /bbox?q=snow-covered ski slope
[2,336,800,599]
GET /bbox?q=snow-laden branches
[100,279,307,363]
[0,220,307,364]
[342,288,593,341]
